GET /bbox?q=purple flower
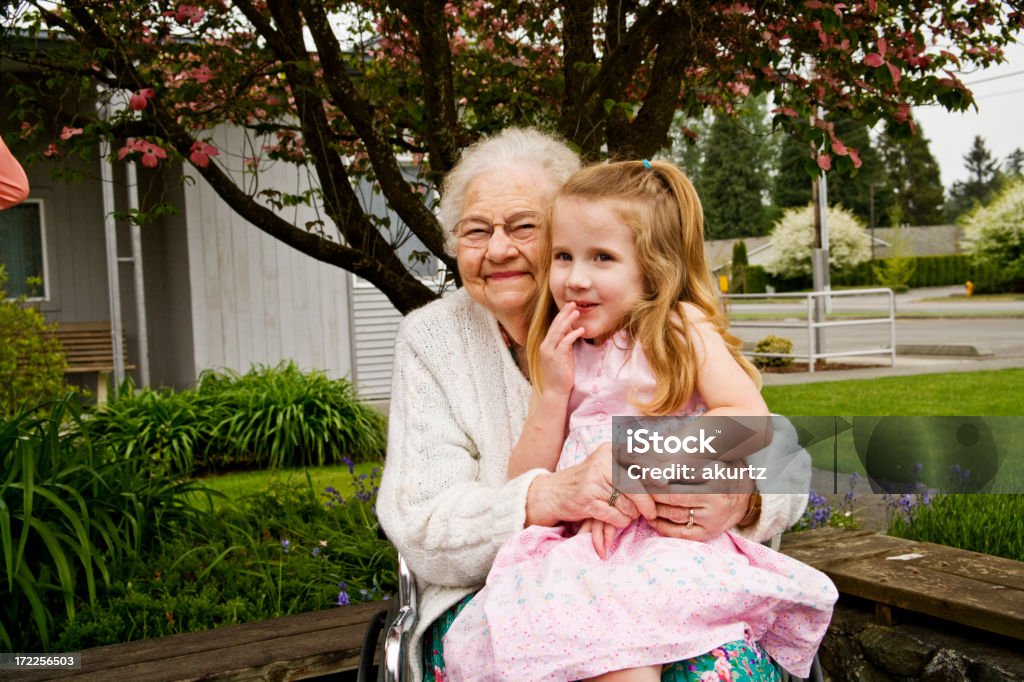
[337,590,351,606]
[312,547,320,557]
[281,539,290,553]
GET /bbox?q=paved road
[726,286,1024,360]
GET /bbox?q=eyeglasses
[454,211,541,247]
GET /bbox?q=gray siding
[181,125,354,382]
[349,281,403,400]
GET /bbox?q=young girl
[442,160,836,681]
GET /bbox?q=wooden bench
[14,601,384,681]
[780,527,1024,640]
[49,321,134,404]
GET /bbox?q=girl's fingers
[591,521,606,558]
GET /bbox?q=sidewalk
[762,354,1024,385]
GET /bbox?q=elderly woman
[376,127,807,681]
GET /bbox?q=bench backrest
[49,321,133,373]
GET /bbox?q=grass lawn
[763,369,1024,488]
[189,461,383,511]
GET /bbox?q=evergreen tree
[826,120,886,224]
[947,135,1005,220]
[771,117,885,225]
[772,133,813,210]
[878,123,945,226]
[731,240,749,293]
[1006,148,1024,177]
[700,97,773,239]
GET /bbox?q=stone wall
[819,597,1024,681]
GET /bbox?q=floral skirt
[424,594,782,681]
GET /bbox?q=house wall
[2,117,149,393]
[181,125,354,383]
[140,164,196,389]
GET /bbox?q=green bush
[0,397,212,651]
[85,363,387,475]
[198,363,387,469]
[745,265,769,294]
[54,470,396,651]
[753,335,793,369]
[0,266,68,417]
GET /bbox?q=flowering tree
[961,178,1024,291]
[2,1,1020,312]
[766,204,871,277]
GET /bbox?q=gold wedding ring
[607,489,621,507]
[686,507,695,529]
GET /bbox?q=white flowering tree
[765,204,872,278]
[961,179,1024,291]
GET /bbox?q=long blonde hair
[527,159,760,415]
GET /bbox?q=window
[0,200,47,299]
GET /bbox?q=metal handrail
[724,288,896,373]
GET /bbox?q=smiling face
[456,167,557,333]
[548,197,647,342]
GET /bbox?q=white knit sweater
[375,288,809,682]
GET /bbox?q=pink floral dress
[442,333,837,681]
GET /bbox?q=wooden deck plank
[16,602,385,681]
[825,555,1024,640]
[781,529,1024,641]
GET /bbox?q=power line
[974,86,1024,100]
[963,69,1024,86]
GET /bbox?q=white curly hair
[438,127,581,256]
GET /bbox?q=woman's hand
[526,442,656,528]
[538,302,584,396]
[647,492,751,542]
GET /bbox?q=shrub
[765,204,872,278]
[872,232,917,293]
[0,266,68,417]
[744,265,769,294]
[961,178,1024,293]
[198,363,387,468]
[753,335,793,369]
[53,466,396,651]
[85,362,387,475]
[0,397,212,651]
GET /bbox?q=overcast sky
[912,40,1024,189]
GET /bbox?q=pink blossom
[831,140,848,156]
[772,106,799,117]
[129,88,155,111]
[60,126,84,140]
[863,53,885,68]
[42,143,60,158]
[175,4,206,24]
[892,102,910,123]
[849,148,863,169]
[189,141,219,168]
[887,62,902,84]
[117,138,168,168]
[190,66,214,83]
[816,153,832,172]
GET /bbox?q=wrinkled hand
[539,302,584,396]
[647,492,751,542]
[526,442,656,528]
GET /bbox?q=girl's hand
[539,302,585,397]
[579,518,619,559]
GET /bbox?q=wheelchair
[356,547,823,682]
